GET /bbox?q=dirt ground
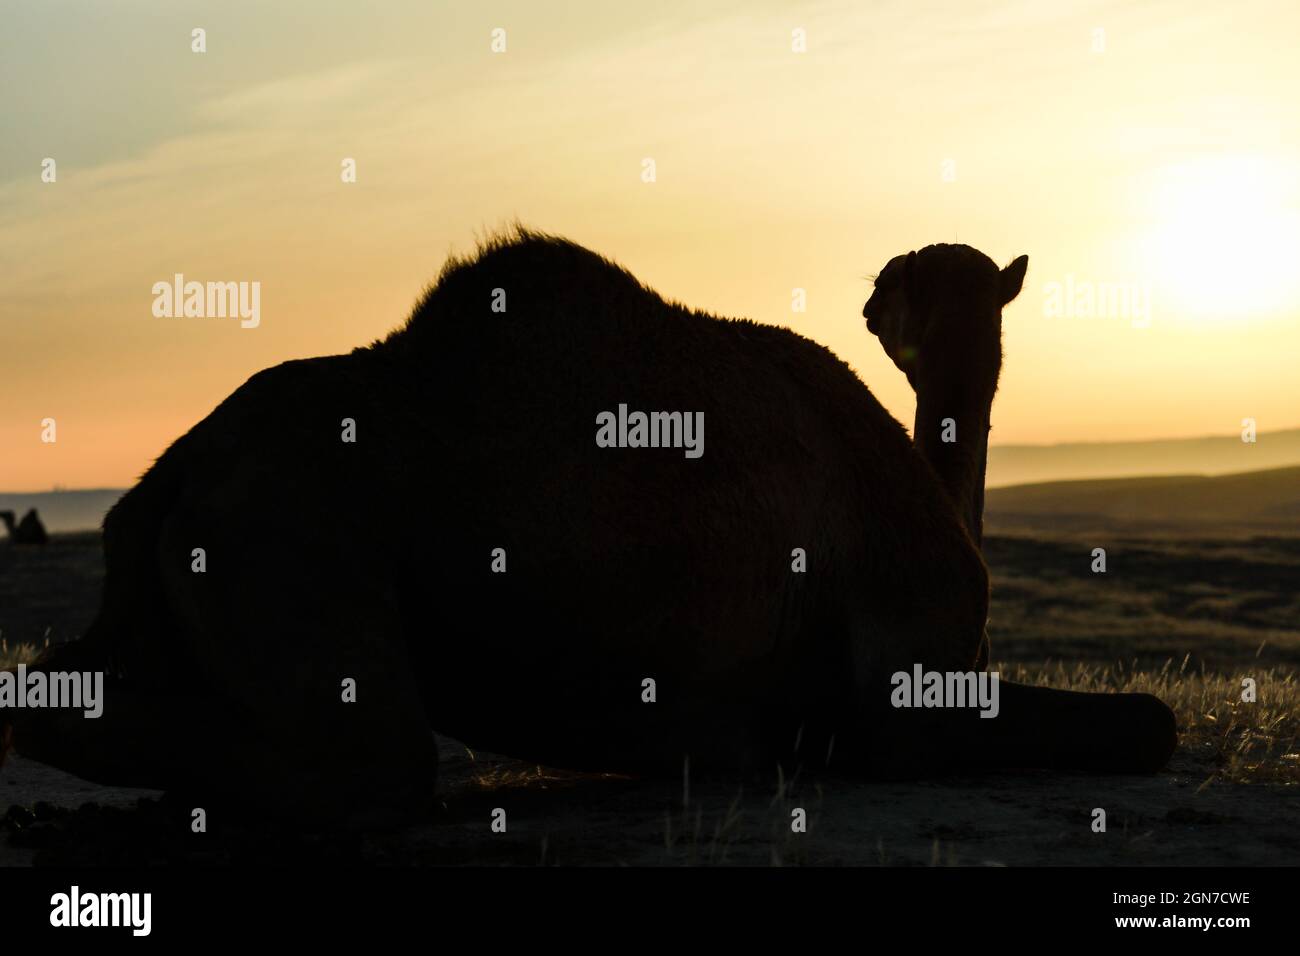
[4,733,1294,866]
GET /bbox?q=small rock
[5,804,36,830]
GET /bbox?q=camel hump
[395,227,665,344]
[446,227,630,285]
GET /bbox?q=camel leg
[152,492,440,825]
[12,632,438,826]
[3,677,231,791]
[2,622,251,789]
[855,678,1177,776]
[8,477,441,826]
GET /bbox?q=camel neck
[913,394,991,547]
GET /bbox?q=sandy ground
[4,731,1295,866]
[1,757,162,866]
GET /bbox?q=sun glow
[1138,156,1300,323]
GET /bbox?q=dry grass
[0,636,43,671]
[1003,659,1300,784]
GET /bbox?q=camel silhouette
[2,228,1176,822]
[0,509,49,545]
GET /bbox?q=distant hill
[986,465,1300,533]
[5,427,1300,534]
[986,427,1300,488]
[0,489,123,534]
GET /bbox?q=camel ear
[1000,255,1028,305]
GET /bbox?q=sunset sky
[3,0,1298,491]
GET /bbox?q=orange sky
[2,0,1298,491]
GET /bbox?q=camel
[0,509,49,545]
[1,228,1176,823]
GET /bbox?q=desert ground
[2,524,1297,866]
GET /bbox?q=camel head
[0,510,15,531]
[863,244,1028,393]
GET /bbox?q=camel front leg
[2,669,230,792]
[853,677,1177,776]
